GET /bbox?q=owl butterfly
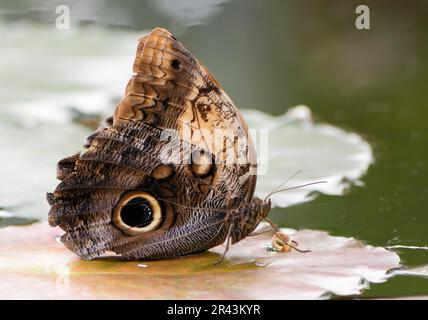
[47,27,290,262]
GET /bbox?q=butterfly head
[260,197,272,219]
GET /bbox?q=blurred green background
[0,0,427,298]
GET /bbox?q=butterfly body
[47,28,268,261]
[223,197,271,245]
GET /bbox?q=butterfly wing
[47,28,257,260]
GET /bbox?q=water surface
[0,0,427,298]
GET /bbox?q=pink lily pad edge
[0,222,401,299]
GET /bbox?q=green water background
[1,0,427,297]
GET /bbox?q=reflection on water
[0,0,427,297]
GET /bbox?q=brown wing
[47,28,257,260]
[115,27,257,200]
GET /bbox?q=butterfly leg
[214,224,233,265]
[248,229,272,237]
[247,218,284,237]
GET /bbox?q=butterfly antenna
[267,180,328,198]
[263,170,303,201]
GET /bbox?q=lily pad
[0,122,89,219]
[390,265,428,278]
[0,20,140,122]
[0,222,399,299]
